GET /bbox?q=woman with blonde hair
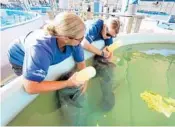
[8,12,87,94]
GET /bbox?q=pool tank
[137,10,170,21]
[30,6,51,14]
[0,9,41,30]
[1,33,175,126]
[157,21,175,31]
[0,9,44,83]
[137,10,168,16]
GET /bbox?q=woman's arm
[23,71,85,94]
[76,60,86,71]
[23,60,86,94]
[23,79,68,94]
[82,38,111,58]
[82,38,103,56]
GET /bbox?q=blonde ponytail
[44,12,85,38]
[43,22,57,36]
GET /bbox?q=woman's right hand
[66,72,85,87]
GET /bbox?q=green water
[8,43,175,126]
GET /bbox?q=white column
[121,0,128,13]
[134,16,144,33]
[123,17,134,33]
[59,0,69,9]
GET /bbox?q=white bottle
[107,40,121,52]
[75,66,96,82]
[107,42,119,52]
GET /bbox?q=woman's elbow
[23,81,39,94]
[82,39,90,50]
[83,43,90,51]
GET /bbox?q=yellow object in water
[107,40,121,52]
[140,91,175,118]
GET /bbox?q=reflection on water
[8,44,175,126]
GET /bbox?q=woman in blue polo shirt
[82,18,120,58]
[8,12,87,94]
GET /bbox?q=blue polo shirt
[85,19,113,46]
[8,30,84,82]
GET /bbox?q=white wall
[59,0,69,9]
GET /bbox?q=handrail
[47,9,145,34]
[53,8,144,18]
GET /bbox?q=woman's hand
[101,25,111,40]
[67,73,88,94]
[101,47,112,58]
[107,51,114,61]
[66,72,86,87]
[80,81,88,94]
[106,46,113,59]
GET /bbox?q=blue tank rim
[137,10,169,16]
[0,9,41,31]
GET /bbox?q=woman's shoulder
[24,30,56,57]
[25,29,54,46]
[85,19,104,26]
[96,19,104,23]
[93,19,104,30]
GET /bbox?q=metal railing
[47,8,145,34]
